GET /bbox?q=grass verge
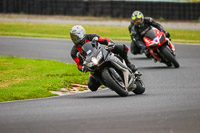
[0,22,200,43]
[0,56,89,102]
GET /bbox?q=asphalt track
[0,36,200,133]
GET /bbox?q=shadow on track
[138,66,179,70]
[83,95,123,99]
[129,57,151,60]
[86,94,148,99]
[69,92,148,99]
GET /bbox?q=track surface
[0,36,200,133]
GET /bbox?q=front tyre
[161,47,180,68]
[102,69,129,97]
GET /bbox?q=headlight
[91,57,98,65]
[85,51,103,67]
[91,51,103,65]
[97,51,103,60]
[86,62,94,67]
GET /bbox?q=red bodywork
[143,28,175,62]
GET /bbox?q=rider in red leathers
[70,25,138,91]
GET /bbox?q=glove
[105,39,115,51]
[108,39,115,45]
[166,32,170,38]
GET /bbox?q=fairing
[143,27,166,49]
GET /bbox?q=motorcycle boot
[112,44,141,76]
[139,44,146,54]
[124,57,137,73]
[144,48,152,58]
[124,57,142,77]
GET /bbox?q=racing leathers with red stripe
[71,34,110,71]
[70,33,137,91]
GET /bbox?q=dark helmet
[131,11,144,27]
[70,25,86,46]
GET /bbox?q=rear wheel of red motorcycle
[162,47,180,68]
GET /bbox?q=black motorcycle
[79,41,145,97]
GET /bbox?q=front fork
[166,38,176,56]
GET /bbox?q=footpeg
[134,71,142,77]
[128,83,137,91]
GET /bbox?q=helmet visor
[134,18,142,25]
[78,37,86,46]
[71,33,84,44]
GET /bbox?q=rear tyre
[161,47,180,68]
[133,79,145,95]
[102,69,128,97]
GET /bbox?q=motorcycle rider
[128,11,171,55]
[70,25,138,91]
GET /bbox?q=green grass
[0,22,200,43]
[0,56,89,102]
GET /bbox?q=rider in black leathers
[128,11,170,55]
[70,25,138,92]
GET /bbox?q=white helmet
[70,25,86,46]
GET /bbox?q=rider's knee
[88,82,99,91]
[112,44,128,58]
[88,77,101,91]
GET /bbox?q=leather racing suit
[71,34,136,91]
[128,17,168,55]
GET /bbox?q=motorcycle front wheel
[102,69,129,97]
[161,47,180,68]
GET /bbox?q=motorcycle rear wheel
[133,79,145,95]
[161,47,180,68]
[102,69,129,97]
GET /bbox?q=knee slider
[88,82,99,91]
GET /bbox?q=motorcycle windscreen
[144,28,157,40]
[82,42,95,56]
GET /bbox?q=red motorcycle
[143,26,179,68]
